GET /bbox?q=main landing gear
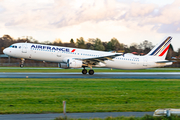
[88,69,94,75]
[82,67,94,75]
[82,68,87,74]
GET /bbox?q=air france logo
[71,49,76,52]
[31,45,76,52]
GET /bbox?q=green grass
[0,67,179,72]
[1,78,180,114]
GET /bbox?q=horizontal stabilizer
[156,60,175,63]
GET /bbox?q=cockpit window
[9,45,17,48]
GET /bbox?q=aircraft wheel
[20,64,24,68]
[89,70,94,75]
[82,69,87,74]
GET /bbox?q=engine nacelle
[68,59,82,68]
[58,59,82,68]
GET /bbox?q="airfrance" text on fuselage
[31,45,70,52]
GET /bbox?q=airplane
[3,36,173,75]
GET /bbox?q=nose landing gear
[20,58,25,68]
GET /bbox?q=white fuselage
[3,43,172,69]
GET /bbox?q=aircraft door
[143,57,148,66]
[22,44,27,53]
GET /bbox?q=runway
[0,112,154,120]
[0,72,180,79]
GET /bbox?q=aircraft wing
[76,54,123,65]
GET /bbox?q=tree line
[0,34,179,59]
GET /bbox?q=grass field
[0,78,180,114]
[0,67,180,72]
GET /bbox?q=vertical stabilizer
[147,36,172,60]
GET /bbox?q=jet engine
[58,59,82,68]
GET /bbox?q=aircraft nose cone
[3,48,8,55]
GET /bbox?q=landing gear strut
[20,58,25,68]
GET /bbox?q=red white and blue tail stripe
[147,36,172,58]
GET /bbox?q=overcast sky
[0,0,180,51]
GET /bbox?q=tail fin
[147,36,172,59]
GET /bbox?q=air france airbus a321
[3,36,173,75]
